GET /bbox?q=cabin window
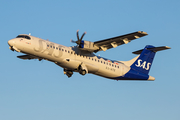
[62,49,64,51]
[104,62,105,64]
[59,48,61,50]
[92,58,93,60]
[65,50,67,52]
[115,65,116,68]
[95,59,96,61]
[53,46,55,49]
[109,63,111,66]
[56,47,58,50]
[68,51,70,53]
[112,64,114,67]
[117,66,119,68]
[16,35,31,40]
[50,46,52,48]
[101,61,103,63]
[47,45,49,47]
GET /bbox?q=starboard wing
[93,31,148,52]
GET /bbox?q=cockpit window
[16,35,31,40]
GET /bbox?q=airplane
[8,30,171,81]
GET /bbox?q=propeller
[71,30,86,46]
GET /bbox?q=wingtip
[165,46,171,49]
[138,31,148,35]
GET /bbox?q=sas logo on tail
[135,59,151,70]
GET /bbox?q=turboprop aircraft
[8,30,170,80]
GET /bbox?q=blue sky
[1,0,180,120]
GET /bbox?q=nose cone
[8,39,15,46]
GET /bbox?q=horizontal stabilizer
[133,46,171,54]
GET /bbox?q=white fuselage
[8,35,130,79]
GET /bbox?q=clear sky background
[1,0,179,120]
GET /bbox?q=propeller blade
[70,39,76,43]
[80,32,86,41]
[76,30,80,41]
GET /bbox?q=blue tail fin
[113,45,170,80]
[130,45,171,74]
[131,45,156,74]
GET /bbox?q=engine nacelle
[79,40,99,52]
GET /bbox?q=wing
[93,31,148,52]
[17,55,42,60]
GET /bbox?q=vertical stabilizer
[113,45,170,80]
[130,45,171,75]
[131,45,156,74]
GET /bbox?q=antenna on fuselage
[29,33,31,35]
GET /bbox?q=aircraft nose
[8,39,15,46]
